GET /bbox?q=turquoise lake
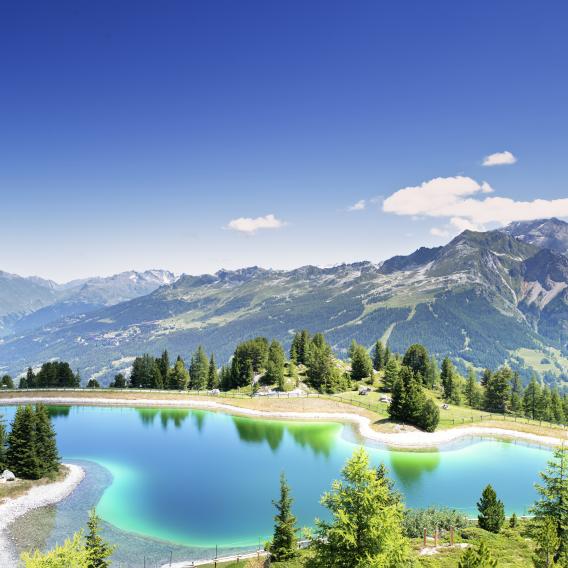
[0,405,553,566]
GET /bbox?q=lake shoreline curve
[0,463,85,565]
[1,395,566,449]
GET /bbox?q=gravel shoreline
[1,396,566,448]
[0,463,85,565]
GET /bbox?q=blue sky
[1,1,567,281]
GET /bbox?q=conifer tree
[84,509,115,568]
[383,358,400,392]
[372,340,385,371]
[530,445,568,563]
[524,377,543,419]
[510,372,523,413]
[441,358,458,402]
[457,541,497,568]
[288,361,299,388]
[465,367,482,409]
[308,448,411,567]
[388,376,405,422]
[207,355,219,389]
[265,340,286,389]
[109,373,126,388]
[167,357,189,390]
[402,344,429,381]
[7,405,40,479]
[477,484,505,533]
[34,403,60,476]
[189,346,209,390]
[270,473,298,561]
[0,420,6,471]
[532,516,562,568]
[157,350,170,382]
[350,343,373,382]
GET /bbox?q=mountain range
[1,219,567,387]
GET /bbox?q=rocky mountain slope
[0,270,176,337]
[0,221,567,386]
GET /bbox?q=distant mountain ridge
[0,270,177,337]
[1,219,568,387]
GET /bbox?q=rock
[1,470,15,482]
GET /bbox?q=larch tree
[308,448,411,568]
[85,509,115,568]
[270,473,298,561]
[530,445,568,564]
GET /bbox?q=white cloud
[348,199,366,211]
[430,227,450,238]
[383,175,568,236]
[226,214,287,235]
[482,151,517,166]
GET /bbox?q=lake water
[1,405,553,566]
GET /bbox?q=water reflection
[46,406,71,419]
[388,450,441,489]
[232,416,337,456]
[136,408,191,430]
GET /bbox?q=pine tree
[424,356,439,389]
[34,404,60,476]
[532,516,562,568]
[388,376,405,422]
[7,405,40,479]
[376,463,401,505]
[288,361,299,388]
[168,357,189,390]
[465,367,482,409]
[510,372,524,413]
[530,445,568,562]
[484,367,511,413]
[270,473,298,561]
[477,484,505,533]
[402,344,429,381]
[308,448,411,568]
[207,355,219,389]
[372,340,385,371]
[265,340,286,389]
[418,398,440,433]
[509,512,518,528]
[350,343,373,382]
[189,346,209,390]
[84,509,115,568]
[457,541,497,568]
[524,377,543,419]
[109,373,126,388]
[383,358,400,392]
[441,358,457,402]
[157,350,170,382]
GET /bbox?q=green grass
[199,525,534,567]
[415,525,535,567]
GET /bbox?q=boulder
[1,470,15,482]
